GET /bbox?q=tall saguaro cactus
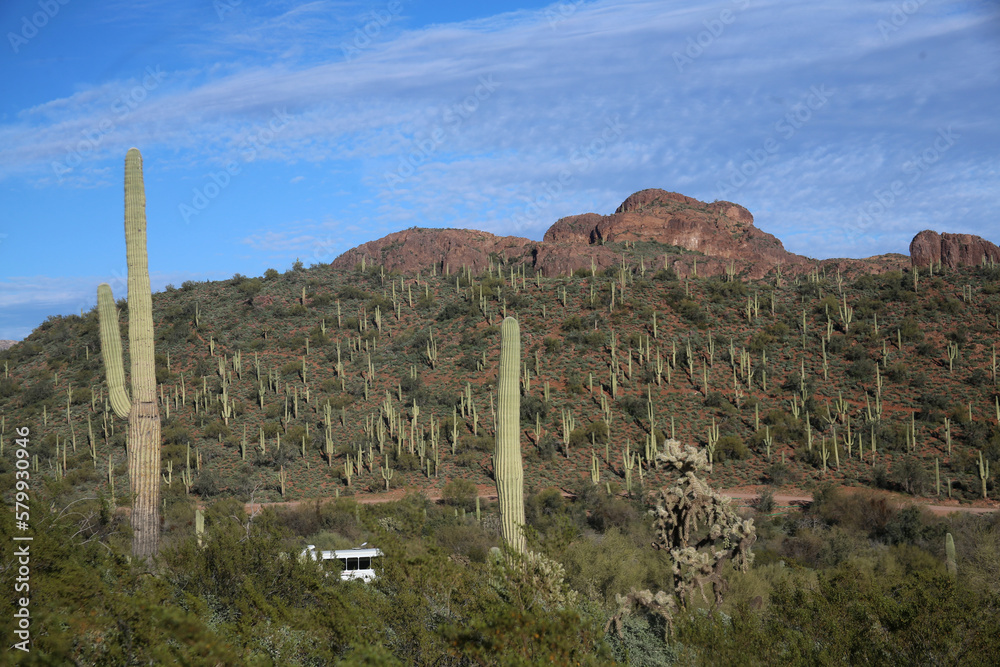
[97,148,161,558]
[495,316,526,554]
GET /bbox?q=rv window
[339,559,349,571]
[358,557,371,570]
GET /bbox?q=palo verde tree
[97,148,162,558]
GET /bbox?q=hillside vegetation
[2,251,1000,663]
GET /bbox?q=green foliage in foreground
[673,561,998,665]
[2,483,999,665]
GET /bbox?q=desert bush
[192,471,221,497]
[751,489,776,515]
[588,495,638,533]
[454,451,480,468]
[569,420,609,447]
[895,316,923,342]
[564,371,584,395]
[715,435,749,461]
[520,394,547,423]
[847,357,876,380]
[534,433,558,460]
[765,462,794,486]
[437,301,475,321]
[203,420,230,441]
[338,285,368,300]
[21,378,54,405]
[442,478,478,512]
[891,456,930,496]
[563,528,647,607]
[434,523,495,562]
[0,378,21,398]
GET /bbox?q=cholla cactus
[487,547,579,611]
[610,438,756,638]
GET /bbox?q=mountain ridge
[332,188,920,278]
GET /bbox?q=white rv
[300,545,382,582]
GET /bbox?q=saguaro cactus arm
[97,283,131,419]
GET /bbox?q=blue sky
[0,0,998,340]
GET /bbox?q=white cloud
[2,0,998,263]
[0,271,224,311]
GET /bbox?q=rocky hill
[333,188,909,278]
[0,340,17,351]
[909,230,1000,268]
[545,190,800,266]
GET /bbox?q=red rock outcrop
[909,230,1000,268]
[564,189,806,269]
[544,213,603,244]
[331,188,915,280]
[530,242,621,277]
[330,227,627,278]
[818,255,910,276]
[331,227,536,276]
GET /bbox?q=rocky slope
[0,340,17,351]
[547,190,797,264]
[909,230,1000,269]
[332,188,911,278]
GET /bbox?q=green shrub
[561,316,583,332]
[442,478,478,511]
[338,285,368,300]
[715,434,748,461]
[569,420,608,447]
[520,394,547,423]
[765,461,793,486]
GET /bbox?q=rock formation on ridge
[331,188,911,278]
[909,230,1000,269]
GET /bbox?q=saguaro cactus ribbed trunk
[495,316,526,554]
[97,148,161,558]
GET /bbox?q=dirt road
[246,485,997,517]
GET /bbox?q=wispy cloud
[1,0,998,339]
[0,271,223,309]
